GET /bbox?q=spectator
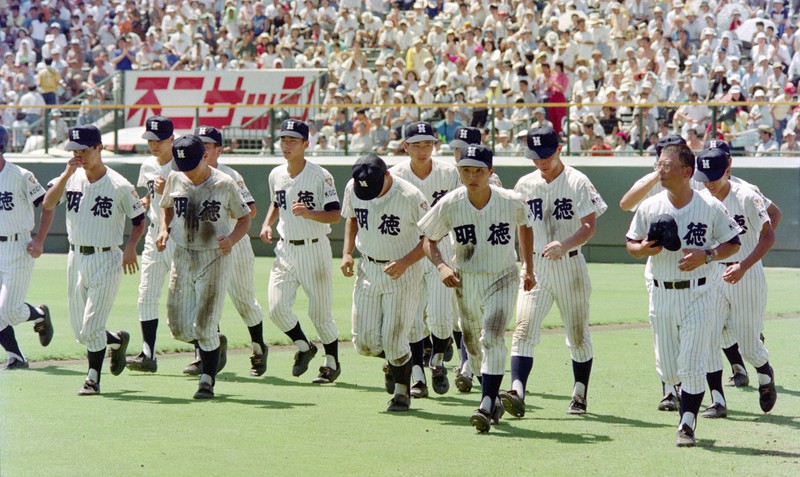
[18,85,45,127]
[110,36,136,71]
[755,125,779,156]
[77,89,102,126]
[37,58,61,105]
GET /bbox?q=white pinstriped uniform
[418,185,533,376]
[630,175,770,215]
[53,168,144,352]
[215,163,263,328]
[390,159,460,342]
[342,175,427,365]
[136,156,177,322]
[511,166,607,362]
[267,161,340,344]
[627,191,741,394]
[160,168,250,351]
[0,162,46,329]
[700,183,771,373]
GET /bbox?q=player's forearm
[767,203,782,230]
[620,172,659,211]
[227,214,252,245]
[739,223,775,272]
[126,220,146,249]
[160,207,174,232]
[711,241,740,262]
[423,236,445,266]
[626,239,650,259]
[42,173,71,210]
[263,203,279,228]
[34,207,55,243]
[400,239,426,266]
[518,226,534,270]
[342,217,357,256]
[562,215,596,250]
[304,208,342,224]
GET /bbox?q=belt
[653,277,707,290]
[281,238,320,246]
[720,262,739,266]
[0,234,22,242]
[535,249,579,258]
[364,255,391,264]
[70,245,113,255]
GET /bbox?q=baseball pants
[137,225,174,322]
[227,238,264,327]
[0,236,35,329]
[67,248,123,352]
[407,261,456,343]
[716,264,770,369]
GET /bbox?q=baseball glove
[647,214,681,251]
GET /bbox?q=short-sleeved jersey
[418,185,532,274]
[514,165,608,254]
[390,159,461,208]
[699,182,770,263]
[269,161,340,241]
[137,155,178,225]
[0,161,46,235]
[342,174,428,261]
[216,162,255,228]
[54,167,145,247]
[160,168,250,251]
[627,190,742,281]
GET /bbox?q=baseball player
[196,126,267,377]
[0,125,55,370]
[501,126,608,418]
[341,154,427,412]
[694,148,778,418]
[419,144,535,432]
[260,119,342,383]
[626,143,742,447]
[42,125,146,395]
[389,121,460,397]
[156,135,251,399]
[126,115,178,373]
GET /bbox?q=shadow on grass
[33,365,86,377]
[700,440,800,458]
[101,389,316,409]
[536,412,672,429]
[726,409,800,429]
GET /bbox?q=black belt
[364,255,391,264]
[281,238,319,246]
[653,277,707,290]
[71,245,113,255]
[720,262,738,266]
[535,249,579,258]
[0,234,21,242]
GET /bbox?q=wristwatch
[705,249,713,263]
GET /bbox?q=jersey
[269,161,339,241]
[137,155,177,225]
[390,159,461,209]
[699,182,770,263]
[160,168,250,251]
[630,174,772,211]
[0,161,46,235]
[217,163,255,214]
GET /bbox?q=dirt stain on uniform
[195,253,222,332]
[459,244,475,262]
[185,200,199,244]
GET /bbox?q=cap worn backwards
[278,119,309,140]
[694,147,729,183]
[172,135,206,172]
[525,126,559,160]
[352,153,388,201]
[65,125,102,151]
[449,126,482,149]
[141,115,174,141]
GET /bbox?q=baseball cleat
[250,347,268,377]
[500,390,526,418]
[431,366,449,394]
[193,381,215,399]
[126,352,158,373]
[455,371,473,393]
[701,402,728,419]
[312,363,341,384]
[292,343,318,377]
[33,304,53,347]
[386,393,410,412]
[658,393,679,412]
[443,337,454,362]
[3,357,30,370]
[383,362,395,394]
[759,370,777,413]
[676,424,696,447]
[567,395,587,415]
[183,359,202,376]
[108,330,130,376]
[725,372,749,388]
[490,397,505,425]
[469,408,492,433]
[411,380,429,398]
[78,380,100,396]
[217,334,228,373]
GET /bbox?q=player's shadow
[101,389,316,410]
[775,385,800,398]
[32,365,87,377]
[324,381,386,393]
[699,440,800,458]
[547,412,673,429]
[726,410,800,429]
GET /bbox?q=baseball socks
[510,355,534,396]
[572,358,593,399]
[140,320,158,359]
[247,322,268,356]
[755,362,774,386]
[479,374,503,413]
[410,339,427,384]
[199,346,220,384]
[390,358,413,396]
[723,344,747,377]
[26,304,46,323]
[322,340,339,369]
[678,389,704,430]
[87,348,105,383]
[706,370,727,407]
[458,335,470,375]
[285,323,311,352]
[429,334,450,368]
[0,325,25,364]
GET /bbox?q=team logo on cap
[286,121,295,130]
[702,159,710,168]
[417,123,427,133]
[177,149,185,159]
[709,140,717,148]
[359,180,368,187]
[198,127,207,135]
[459,130,468,139]
[467,146,477,156]
[71,130,80,140]
[532,136,541,146]
[150,120,159,130]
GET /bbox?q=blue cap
[172,135,206,172]
[195,125,223,145]
[141,115,174,141]
[694,148,729,182]
[655,134,687,157]
[0,125,8,153]
[404,121,439,143]
[525,126,559,159]
[278,119,309,139]
[449,126,482,148]
[703,139,731,157]
[457,144,492,168]
[65,125,102,151]
[352,153,387,201]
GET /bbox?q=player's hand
[437,263,461,287]
[218,235,233,255]
[678,249,705,271]
[66,156,83,172]
[156,230,169,252]
[542,241,565,260]
[636,239,663,256]
[122,246,139,275]
[154,177,166,195]
[522,269,536,292]
[722,263,746,284]
[291,200,310,218]
[383,259,409,280]
[341,254,355,277]
[259,225,273,244]
[26,238,44,258]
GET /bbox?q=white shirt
[137,156,177,225]
[699,182,770,264]
[216,162,255,228]
[269,160,340,241]
[0,161,46,235]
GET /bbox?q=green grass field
[1,256,799,476]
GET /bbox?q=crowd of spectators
[2,0,800,155]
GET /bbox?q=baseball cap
[142,115,174,141]
[449,126,482,148]
[694,148,729,182]
[703,139,731,157]
[404,121,438,143]
[194,125,223,145]
[655,134,687,157]
[457,144,493,168]
[525,126,560,160]
[65,125,102,151]
[278,119,309,139]
[172,135,206,172]
[352,153,388,201]
[0,125,8,153]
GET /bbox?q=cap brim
[65,141,91,151]
[278,131,307,139]
[354,183,383,201]
[197,136,220,144]
[449,139,469,148]
[525,146,557,160]
[176,158,202,172]
[141,131,170,141]
[693,168,725,183]
[457,158,489,168]
[405,134,439,144]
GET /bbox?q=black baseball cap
[694,148,729,182]
[655,134,687,157]
[449,126,482,148]
[141,115,174,141]
[195,125,223,145]
[278,119,309,139]
[65,125,102,150]
[404,121,439,143]
[0,125,8,153]
[352,153,387,201]
[525,126,559,159]
[457,143,492,168]
[172,135,206,172]
[703,139,731,157]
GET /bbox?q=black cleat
[250,346,268,377]
[411,380,429,398]
[500,390,526,418]
[676,424,696,447]
[193,381,214,399]
[292,343,318,377]
[3,357,29,370]
[567,395,587,415]
[658,393,679,412]
[78,379,100,396]
[33,304,53,347]
[443,337,454,362]
[701,402,728,419]
[126,352,157,373]
[183,359,202,376]
[387,393,410,412]
[725,371,749,387]
[455,371,473,393]
[312,363,341,384]
[759,370,777,413]
[469,408,492,433]
[431,366,449,394]
[108,330,130,376]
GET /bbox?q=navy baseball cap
[0,125,8,153]
[65,125,102,150]
[703,139,731,157]
[525,126,559,159]
[655,134,687,157]
[352,153,387,201]
[404,121,439,143]
[449,126,482,148]
[141,115,174,141]
[278,119,309,139]
[172,135,206,172]
[195,125,223,145]
[694,148,729,182]
[457,144,493,168]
